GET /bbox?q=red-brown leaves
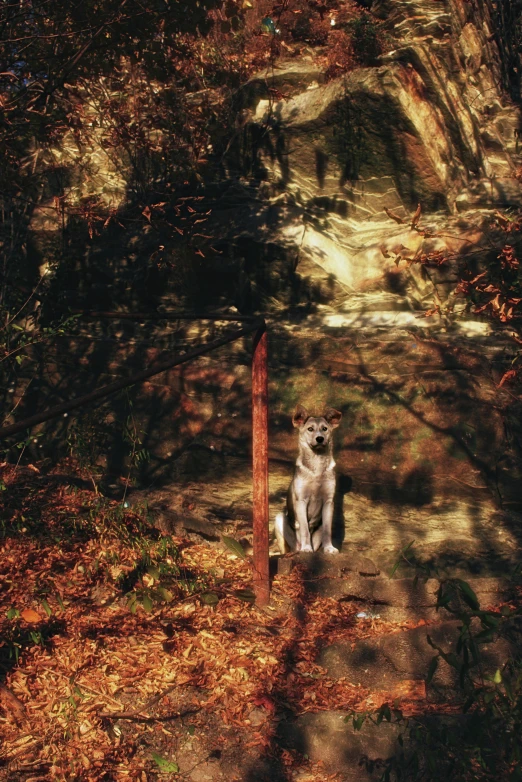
[499,244,520,271]
[411,203,422,229]
[499,368,517,387]
[384,207,405,224]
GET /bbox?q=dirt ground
[4,460,499,781]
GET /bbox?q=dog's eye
[322,426,328,431]
[307,427,314,432]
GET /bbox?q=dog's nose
[316,436,324,444]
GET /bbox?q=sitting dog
[275,405,342,555]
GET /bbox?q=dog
[275,405,342,555]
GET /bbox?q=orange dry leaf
[21,609,42,624]
[384,207,405,224]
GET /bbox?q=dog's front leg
[294,500,313,552]
[321,499,339,555]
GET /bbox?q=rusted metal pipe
[252,322,269,606]
[72,311,260,322]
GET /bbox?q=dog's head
[292,405,342,452]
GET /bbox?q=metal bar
[0,322,259,440]
[252,323,269,607]
[73,310,259,322]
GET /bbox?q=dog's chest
[292,467,335,503]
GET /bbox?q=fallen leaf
[384,207,405,224]
[411,203,422,228]
[499,369,517,387]
[21,609,42,624]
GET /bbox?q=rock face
[244,0,518,213]
[232,0,522,301]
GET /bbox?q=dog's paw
[323,544,339,555]
[300,544,313,553]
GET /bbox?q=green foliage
[123,533,219,614]
[380,658,522,781]
[363,542,522,780]
[348,14,382,65]
[66,410,115,475]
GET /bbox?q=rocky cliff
[226,0,522,311]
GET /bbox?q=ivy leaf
[222,536,246,559]
[147,566,161,582]
[351,714,366,730]
[151,752,179,773]
[381,703,392,722]
[455,579,480,610]
[157,587,174,603]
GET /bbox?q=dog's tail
[274,510,296,554]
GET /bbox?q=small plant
[124,536,188,613]
[1,606,51,664]
[66,410,114,491]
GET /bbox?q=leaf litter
[0,462,482,780]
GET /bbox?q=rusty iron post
[252,321,269,606]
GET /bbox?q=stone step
[278,552,511,610]
[277,550,381,577]
[276,712,402,780]
[308,574,510,612]
[320,621,515,696]
[276,711,486,778]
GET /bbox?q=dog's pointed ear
[292,405,310,428]
[324,408,342,428]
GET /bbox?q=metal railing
[0,312,270,605]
